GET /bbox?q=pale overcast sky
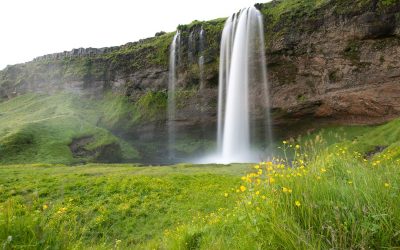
[0,0,268,70]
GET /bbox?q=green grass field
[1,118,400,249]
[2,92,400,249]
[0,163,249,249]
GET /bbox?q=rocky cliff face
[267,5,400,126]
[1,0,400,147]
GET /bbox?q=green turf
[0,163,249,249]
[0,118,400,248]
[162,130,400,249]
[0,93,139,164]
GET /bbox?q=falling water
[188,31,195,63]
[168,31,180,160]
[198,28,206,89]
[216,6,272,163]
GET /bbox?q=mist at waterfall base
[168,6,272,164]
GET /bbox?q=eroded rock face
[267,25,400,125]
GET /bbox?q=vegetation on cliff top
[1,0,399,96]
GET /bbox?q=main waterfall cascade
[168,31,180,159]
[168,6,272,163]
[216,6,272,163]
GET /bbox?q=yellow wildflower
[384,183,390,188]
[224,193,229,197]
[269,177,275,184]
[282,187,289,193]
[320,168,327,173]
[283,140,287,144]
[295,144,300,149]
[43,204,48,210]
[255,191,260,196]
[240,186,246,192]
[295,201,301,207]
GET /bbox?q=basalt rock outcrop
[1,0,400,146]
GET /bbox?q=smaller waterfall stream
[168,31,180,160]
[198,28,205,90]
[188,31,194,63]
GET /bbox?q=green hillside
[0,93,140,164]
[1,125,399,248]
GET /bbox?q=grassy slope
[0,120,399,248]
[0,93,140,164]
[298,118,400,161]
[163,122,400,249]
[0,164,248,249]
[0,91,213,164]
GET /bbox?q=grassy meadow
[1,119,400,249]
[0,164,248,249]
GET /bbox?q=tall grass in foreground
[0,130,399,249]
[164,136,400,249]
[0,165,244,249]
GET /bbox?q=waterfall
[216,6,272,163]
[188,31,194,64]
[168,31,180,160]
[198,28,206,89]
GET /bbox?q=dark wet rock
[353,12,396,39]
[365,145,388,159]
[69,136,123,163]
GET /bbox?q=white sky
[0,0,267,70]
